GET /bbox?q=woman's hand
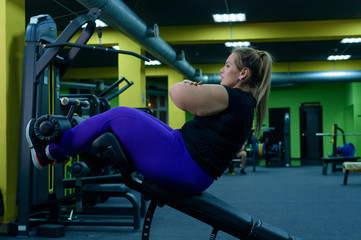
[183,80,203,86]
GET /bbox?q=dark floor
[2,165,361,240]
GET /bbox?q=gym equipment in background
[316,124,359,157]
[263,113,291,167]
[317,124,360,175]
[253,113,291,167]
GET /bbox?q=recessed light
[145,60,161,65]
[225,41,251,47]
[327,55,351,61]
[341,38,361,44]
[82,19,108,28]
[213,13,246,23]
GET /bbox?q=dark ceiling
[25,0,361,67]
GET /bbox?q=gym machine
[32,99,301,240]
[15,9,148,237]
[255,113,291,167]
[317,124,360,175]
[316,124,357,157]
[16,7,301,240]
[60,76,134,118]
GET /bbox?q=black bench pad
[136,178,253,239]
[91,133,253,237]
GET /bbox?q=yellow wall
[0,0,25,227]
[146,66,186,129]
[0,0,6,227]
[160,19,361,44]
[63,67,118,79]
[117,39,146,108]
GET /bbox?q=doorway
[269,108,290,144]
[300,103,323,165]
[146,77,168,124]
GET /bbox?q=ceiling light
[327,55,351,61]
[341,38,361,43]
[145,60,161,66]
[213,13,246,23]
[225,41,251,47]
[112,45,119,50]
[82,19,108,28]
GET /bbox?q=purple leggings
[49,107,213,194]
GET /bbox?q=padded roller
[34,115,72,142]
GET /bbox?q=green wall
[269,82,359,159]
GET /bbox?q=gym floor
[1,165,360,240]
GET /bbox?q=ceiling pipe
[193,70,361,86]
[77,0,201,80]
[271,70,361,85]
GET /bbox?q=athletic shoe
[26,119,53,169]
[241,168,247,175]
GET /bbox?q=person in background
[228,144,247,175]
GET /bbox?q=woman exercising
[26,47,272,194]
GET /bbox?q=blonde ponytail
[232,48,273,137]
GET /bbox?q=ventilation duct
[193,70,361,86]
[271,71,361,85]
[77,0,201,80]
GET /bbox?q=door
[146,77,168,124]
[269,108,290,144]
[300,103,323,165]
[268,108,290,166]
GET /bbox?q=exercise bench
[342,162,361,185]
[90,132,301,240]
[321,156,360,175]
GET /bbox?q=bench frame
[342,162,361,185]
[90,132,300,240]
[321,157,360,175]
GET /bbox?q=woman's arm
[169,80,229,116]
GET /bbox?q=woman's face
[220,53,241,88]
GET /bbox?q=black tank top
[180,86,256,179]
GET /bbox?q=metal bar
[35,11,99,78]
[316,133,361,136]
[98,76,125,97]
[44,42,150,61]
[106,81,134,101]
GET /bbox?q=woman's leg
[49,107,213,193]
